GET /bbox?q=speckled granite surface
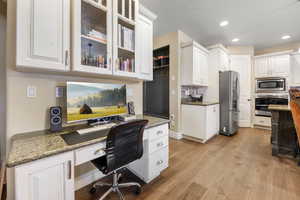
[268,105,291,111]
[181,101,219,106]
[7,115,169,168]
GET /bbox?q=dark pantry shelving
[143,46,170,119]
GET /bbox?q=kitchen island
[269,105,298,157]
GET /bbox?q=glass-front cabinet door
[73,0,113,75]
[112,0,139,78]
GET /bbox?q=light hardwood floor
[76,128,300,200]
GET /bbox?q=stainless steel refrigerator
[219,71,239,136]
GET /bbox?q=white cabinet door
[181,42,209,86]
[181,105,206,140]
[15,152,74,200]
[72,0,113,75]
[206,105,220,139]
[17,0,70,71]
[136,14,153,80]
[255,57,269,78]
[112,0,139,78]
[230,55,252,127]
[193,47,202,85]
[291,55,300,85]
[270,55,290,77]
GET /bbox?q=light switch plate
[27,86,37,98]
[127,88,133,97]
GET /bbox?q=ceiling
[140,0,300,50]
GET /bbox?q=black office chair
[90,119,149,200]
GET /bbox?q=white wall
[0,0,6,164]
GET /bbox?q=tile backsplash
[181,86,207,99]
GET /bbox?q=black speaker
[50,106,62,132]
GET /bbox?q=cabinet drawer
[254,116,271,127]
[75,142,106,166]
[147,124,169,141]
[148,136,169,154]
[148,147,169,180]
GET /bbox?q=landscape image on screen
[67,82,127,122]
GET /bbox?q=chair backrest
[290,101,300,143]
[105,120,148,173]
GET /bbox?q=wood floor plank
[75,128,300,200]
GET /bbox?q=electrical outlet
[56,87,64,98]
[27,86,37,98]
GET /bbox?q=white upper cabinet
[270,55,290,77]
[112,0,139,78]
[15,152,74,200]
[290,54,300,86]
[16,0,70,71]
[136,5,157,81]
[72,0,113,75]
[255,57,269,78]
[181,41,209,86]
[254,54,290,78]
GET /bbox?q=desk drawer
[75,142,106,166]
[148,147,168,180]
[148,136,169,154]
[147,124,169,141]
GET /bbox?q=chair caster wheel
[89,187,97,194]
[134,186,141,195]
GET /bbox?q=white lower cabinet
[15,152,74,200]
[181,104,220,143]
[254,116,271,127]
[128,124,169,183]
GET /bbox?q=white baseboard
[75,169,105,191]
[239,121,251,128]
[169,130,183,140]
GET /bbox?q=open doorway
[143,46,170,119]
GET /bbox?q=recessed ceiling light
[232,38,240,42]
[281,35,291,40]
[220,21,229,27]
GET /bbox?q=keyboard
[77,123,116,135]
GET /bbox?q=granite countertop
[7,115,170,168]
[181,101,219,106]
[268,104,291,111]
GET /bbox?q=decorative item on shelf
[87,29,107,44]
[81,43,107,68]
[118,24,135,52]
[128,101,135,115]
[118,57,135,72]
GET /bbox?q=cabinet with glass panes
[72,0,113,75]
[72,0,139,77]
[113,0,138,77]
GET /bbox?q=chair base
[91,170,141,200]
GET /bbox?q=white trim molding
[169,130,183,140]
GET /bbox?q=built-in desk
[7,115,170,200]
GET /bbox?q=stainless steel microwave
[256,78,286,93]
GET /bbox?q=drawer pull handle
[68,160,72,180]
[157,142,164,147]
[94,149,104,155]
[156,130,163,135]
[156,160,163,165]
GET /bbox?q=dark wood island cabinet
[269,105,299,157]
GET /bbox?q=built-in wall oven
[256,78,286,93]
[255,94,288,117]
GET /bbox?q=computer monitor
[67,82,127,123]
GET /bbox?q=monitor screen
[67,82,127,122]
